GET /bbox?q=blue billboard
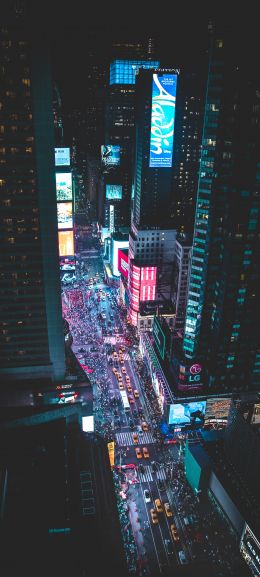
[101,145,120,169]
[106,185,122,200]
[149,73,177,168]
[168,401,206,426]
[109,59,160,85]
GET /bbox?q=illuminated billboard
[168,401,206,426]
[129,263,157,320]
[101,145,120,168]
[82,416,94,432]
[106,184,122,200]
[153,316,166,360]
[149,73,177,168]
[55,148,70,167]
[205,398,232,424]
[58,230,74,257]
[57,202,73,229]
[240,524,260,576]
[118,249,129,279]
[56,173,72,201]
[112,239,129,276]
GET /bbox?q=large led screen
[106,184,122,200]
[58,230,74,257]
[149,73,177,168]
[55,148,70,167]
[56,173,72,201]
[118,249,129,279]
[153,316,166,360]
[101,145,120,168]
[57,202,73,229]
[168,401,206,426]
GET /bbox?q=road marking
[115,431,155,446]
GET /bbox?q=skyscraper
[182,30,260,393]
[0,20,65,384]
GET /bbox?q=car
[141,421,149,432]
[150,509,159,525]
[122,367,126,374]
[121,346,126,352]
[117,375,122,382]
[127,385,132,393]
[125,375,130,383]
[133,389,139,398]
[178,550,188,564]
[135,447,142,459]
[128,396,135,404]
[164,502,173,518]
[144,489,151,503]
[129,419,134,429]
[132,433,139,444]
[142,447,149,459]
[170,524,180,542]
[78,348,86,353]
[139,463,145,474]
[164,539,174,555]
[112,367,117,374]
[119,383,124,390]
[120,358,124,364]
[154,498,163,513]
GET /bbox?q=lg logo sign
[190,363,202,375]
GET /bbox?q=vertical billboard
[109,205,115,234]
[101,145,120,169]
[112,239,129,276]
[118,249,129,279]
[149,73,177,168]
[57,202,73,229]
[55,148,70,167]
[240,524,260,576]
[56,173,72,201]
[153,316,166,360]
[106,184,122,200]
[58,230,74,257]
[140,266,157,302]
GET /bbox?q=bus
[120,390,130,412]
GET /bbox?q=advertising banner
[101,145,120,169]
[55,148,70,167]
[153,316,166,360]
[149,73,177,168]
[168,401,206,426]
[56,173,72,201]
[106,184,122,200]
[58,230,74,257]
[118,249,129,279]
[240,524,260,576]
[57,202,73,229]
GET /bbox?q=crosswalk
[137,465,167,483]
[115,431,155,446]
[107,353,130,362]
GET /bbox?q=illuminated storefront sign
[118,249,129,279]
[101,145,120,168]
[107,441,115,468]
[240,524,260,576]
[149,73,177,168]
[57,202,73,229]
[153,316,166,360]
[109,205,115,234]
[58,230,74,257]
[106,184,123,200]
[55,148,70,167]
[56,173,72,201]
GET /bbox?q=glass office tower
[183,32,260,393]
[0,22,65,384]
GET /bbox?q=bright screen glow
[168,401,206,426]
[58,230,74,256]
[55,148,70,167]
[149,73,177,168]
[82,416,94,432]
[112,239,129,276]
[118,249,129,279]
[56,173,72,201]
[106,184,122,200]
[101,145,120,168]
[57,202,73,229]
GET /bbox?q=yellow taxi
[117,374,122,381]
[142,447,149,459]
[113,351,118,359]
[119,382,124,390]
[132,433,139,444]
[150,509,159,525]
[164,502,173,518]
[154,498,163,513]
[125,375,130,383]
[127,385,132,393]
[135,447,142,459]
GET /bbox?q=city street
[61,228,249,577]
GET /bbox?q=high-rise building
[0,22,65,384]
[182,31,260,393]
[172,233,192,336]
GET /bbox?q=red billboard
[129,263,157,324]
[118,249,129,279]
